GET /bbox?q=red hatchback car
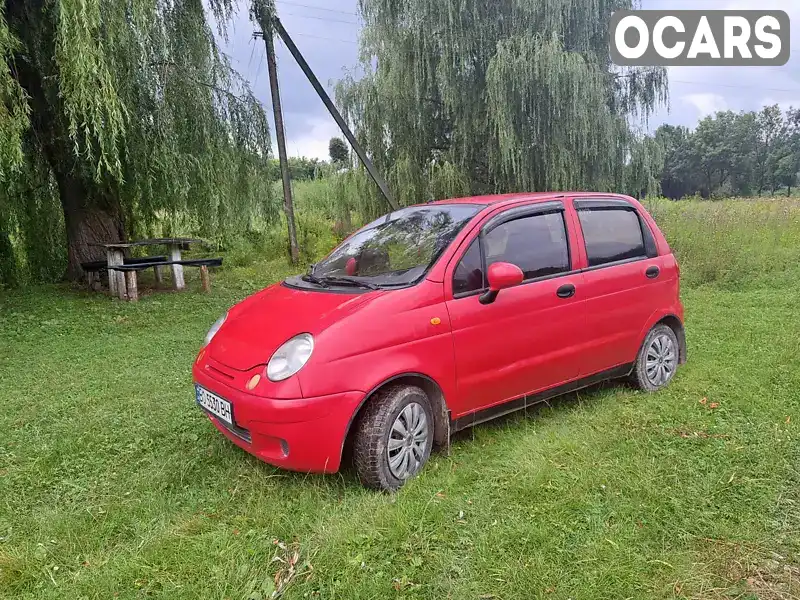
[193,192,686,490]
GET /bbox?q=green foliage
[336,0,667,206]
[56,0,128,180]
[655,105,800,199]
[625,135,664,200]
[1,0,279,284]
[427,161,470,201]
[0,7,27,182]
[328,137,349,167]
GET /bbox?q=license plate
[195,385,233,426]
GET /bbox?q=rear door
[444,201,586,417]
[571,198,666,376]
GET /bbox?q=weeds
[645,196,800,289]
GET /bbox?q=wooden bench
[112,258,223,301]
[82,256,169,288]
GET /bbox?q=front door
[445,204,586,417]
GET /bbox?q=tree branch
[148,61,254,106]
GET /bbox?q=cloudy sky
[221,0,800,160]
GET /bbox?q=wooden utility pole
[272,17,398,212]
[261,22,299,264]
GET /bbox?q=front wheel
[631,324,680,392]
[352,385,434,491]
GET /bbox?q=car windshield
[308,204,482,288]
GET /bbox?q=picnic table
[88,238,221,301]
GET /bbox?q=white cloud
[275,116,342,160]
[646,2,800,128]
[681,93,728,118]
[760,97,800,113]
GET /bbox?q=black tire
[352,385,434,491]
[631,323,680,392]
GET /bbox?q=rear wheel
[352,385,433,491]
[631,324,679,392]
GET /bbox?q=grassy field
[2,197,800,599]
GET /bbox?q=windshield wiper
[319,276,381,290]
[301,272,330,288]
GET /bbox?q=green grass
[2,198,800,599]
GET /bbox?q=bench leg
[154,265,164,287]
[109,249,126,299]
[200,265,210,292]
[170,246,185,291]
[116,270,128,300]
[106,250,118,296]
[87,271,95,288]
[125,271,138,302]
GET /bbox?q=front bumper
[192,361,364,473]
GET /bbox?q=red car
[193,192,686,491]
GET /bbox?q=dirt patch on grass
[744,557,800,600]
[682,539,800,599]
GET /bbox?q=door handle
[556,284,576,299]
[646,266,660,279]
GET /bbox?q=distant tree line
[266,157,326,182]
[655,105,800,199]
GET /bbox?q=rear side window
[577,209,647,267]
[484,212,570,281]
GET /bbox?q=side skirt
[450,363,634,434]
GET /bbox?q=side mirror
[480,262,523,305]
[345,257,358,276]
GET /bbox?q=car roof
[426,191,627,208]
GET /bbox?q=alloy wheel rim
[645,334,677,386]
[387,402,428,480]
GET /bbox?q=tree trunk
[56,170,124,280]
[0,218,18,287]
[9,0,125,281]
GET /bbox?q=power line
[290,32,359,45]
[276,0,359,17]
[671,79,800,93]
[246,37,257,73]
[253,45,266,90]
[278,11,360,26]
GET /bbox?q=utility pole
[258,16,299,264]
[272,17,398,212]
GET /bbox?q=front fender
[298,281,458,402]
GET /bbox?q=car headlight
[267,333,314,382]
[204,313,228,346]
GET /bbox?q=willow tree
[1,0,276,283]
[337,0,668,201]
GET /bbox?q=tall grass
[288,186,800,290]
[644,197,800,289]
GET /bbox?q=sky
[220,0,800,160]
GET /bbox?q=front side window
[309,204,482,288]
[578,209,646,267]
[484,212,570,281]
[453,239,484,296]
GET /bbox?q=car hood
[209,282,382,371]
